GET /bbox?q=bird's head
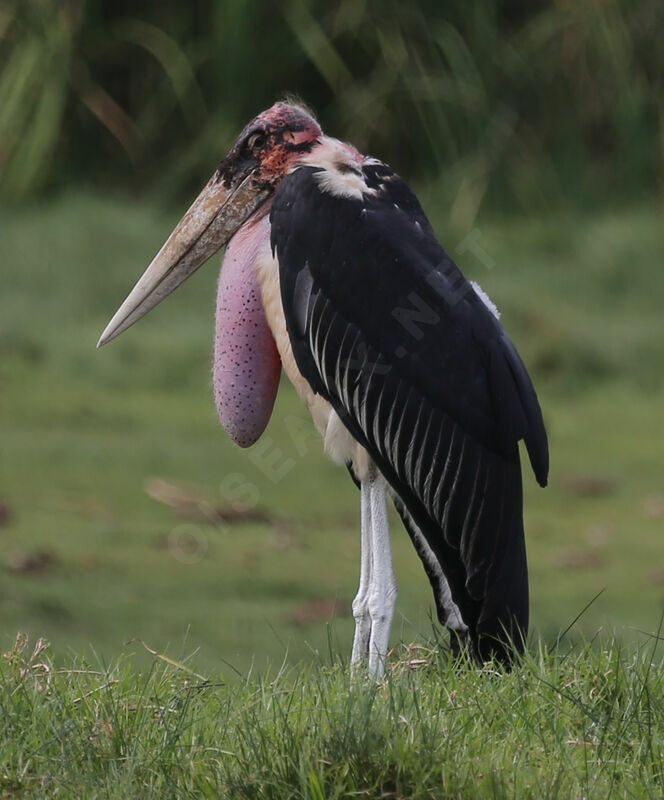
[97,101,321,346]
[218,102,322,194]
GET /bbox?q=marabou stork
[98,101,548,676]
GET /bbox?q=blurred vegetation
[1,0,663,223]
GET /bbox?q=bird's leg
[366,469,397,678]
[351,476,373,665]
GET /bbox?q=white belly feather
[255,246,372,481]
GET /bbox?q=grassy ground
[1,192,663,681]
[2,633,664,798]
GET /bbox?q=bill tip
[96,327,115,348]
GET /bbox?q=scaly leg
[366,471,396,677]
[351,476,373,664]
[351,466,397,677]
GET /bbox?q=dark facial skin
[216,103,322,193]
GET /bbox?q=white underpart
[256,246,369,476]
[470,280,500,320]
[296,137,376,201]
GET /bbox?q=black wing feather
[270,163,548,661]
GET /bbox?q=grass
[1,192,664,679]
[2,632,664,798]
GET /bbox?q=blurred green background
[1,0,663,675]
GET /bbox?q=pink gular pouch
[213,210,281,447]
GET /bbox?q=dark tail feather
[473,512,529,666]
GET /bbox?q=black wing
[270,162,548,661]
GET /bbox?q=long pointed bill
[97,170,271,347]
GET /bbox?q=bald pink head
[216,102,323,193]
